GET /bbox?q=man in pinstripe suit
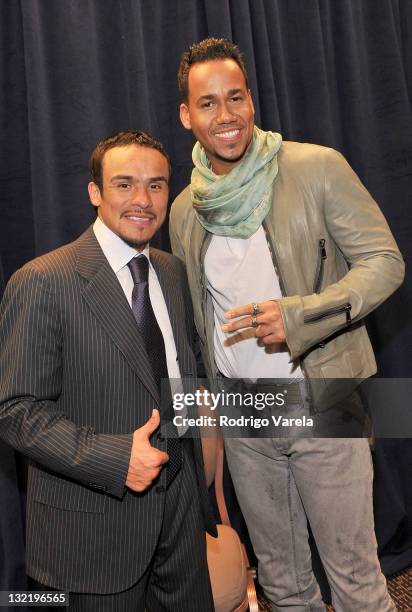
[0,131,216,611]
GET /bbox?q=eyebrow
[110,175,169,184]
[148,176,169,184]
[110,175,134,182]
[197,88,244,103]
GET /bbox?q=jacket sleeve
[0,265,132,499]
[278,148,405,360]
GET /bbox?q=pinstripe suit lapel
[75,227,160,403]
[150,249,191,377]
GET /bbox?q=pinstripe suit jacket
[0,226,216,593]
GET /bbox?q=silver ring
[251,314,259,328]
[251,302,260,316]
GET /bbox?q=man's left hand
[222,300,286,345]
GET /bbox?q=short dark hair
[178,37,249,103]
[89,130,170,191]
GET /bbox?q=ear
[179,103,191,130]
[88,182,101,209]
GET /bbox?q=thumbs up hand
[126,409,169,492]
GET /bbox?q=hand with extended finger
[126,409,169,492]
[222,300,286,345]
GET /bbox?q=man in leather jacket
[170,38,404,611]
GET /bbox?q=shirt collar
[93,216,150,274]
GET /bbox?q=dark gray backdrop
[1,0,411,591]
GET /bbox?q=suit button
[157,432,165,442]
[88,483,107,491]
[156,485,165,494]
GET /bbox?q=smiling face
[88,144,169,250]
[180,58,255,175]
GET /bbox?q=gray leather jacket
[170,141,404,411]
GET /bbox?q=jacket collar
[74,226,160,403]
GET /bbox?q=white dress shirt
[93,216,181,382]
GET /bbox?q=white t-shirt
[204,225,302,380]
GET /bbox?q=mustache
[121,208,155,219]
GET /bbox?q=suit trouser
[224,435,396,612]
[32,442,213,612]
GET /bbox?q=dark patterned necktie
[128,255,181,487]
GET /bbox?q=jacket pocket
[304,303,352,325]
[31,470,107,514]
[313,239,327,293]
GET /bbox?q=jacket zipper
[304,303,352,325]
[313,239,327,293]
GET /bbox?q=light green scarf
[190,126,282,238]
